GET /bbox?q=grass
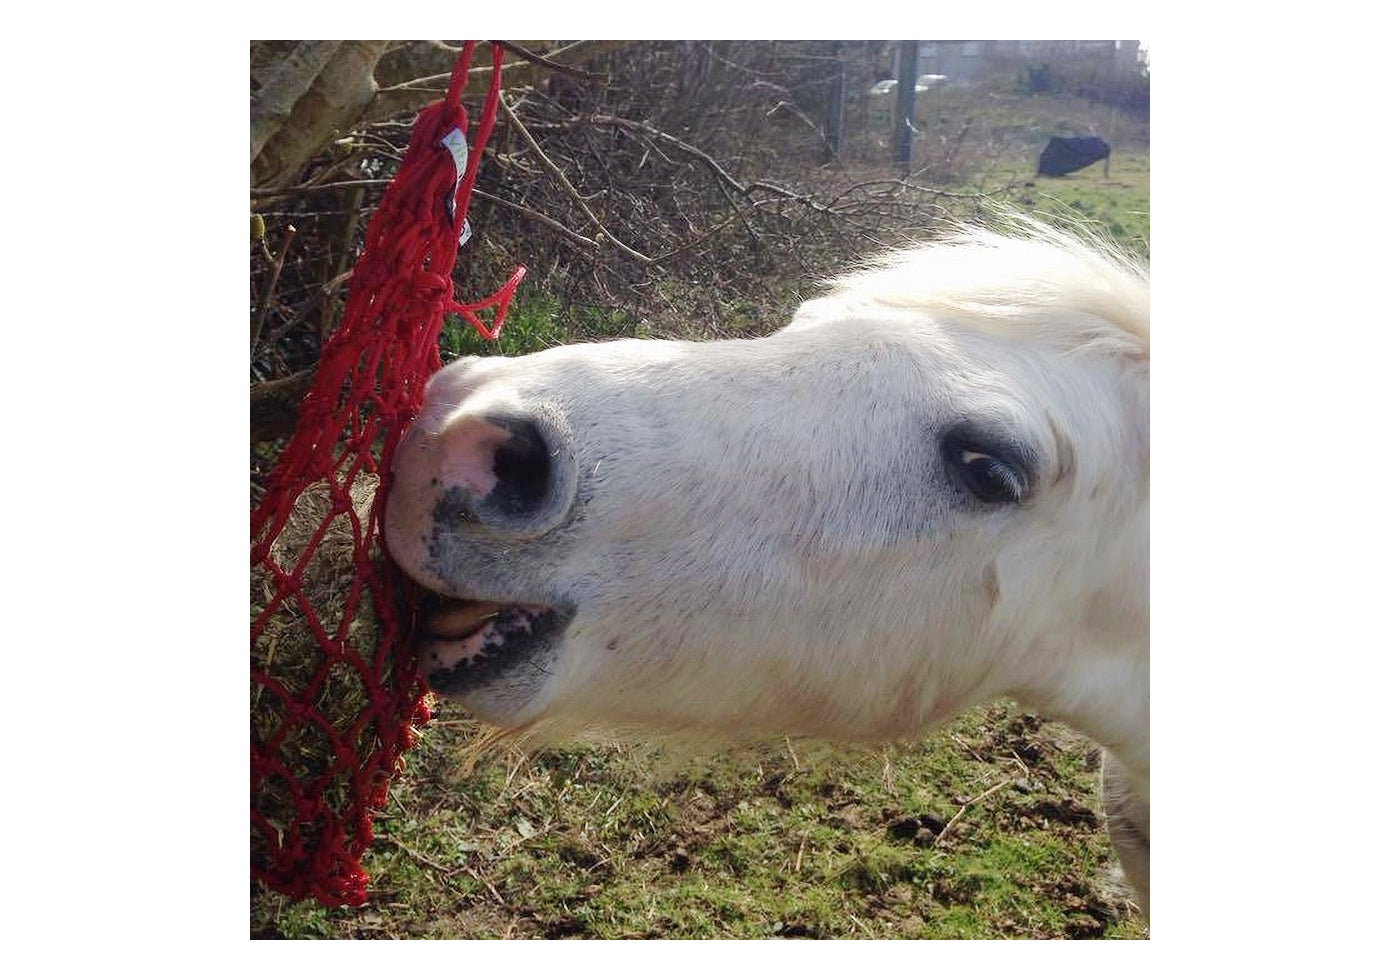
[908,85,1150,258]
[441,290,652,363]
[251,89,1149,941]
[1004,150,1150,258]
[252,701,1146,939]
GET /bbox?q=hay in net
[250,472,426,900]
[250,41,517,907]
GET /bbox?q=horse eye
[943,437,1029,505]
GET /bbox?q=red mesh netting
[251,41,523,907]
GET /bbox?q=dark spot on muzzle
[432,485,481,529]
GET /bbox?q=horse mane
[827,213,1149,359]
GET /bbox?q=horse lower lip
[420,602,575,699]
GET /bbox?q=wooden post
[825,42,846,163]
[895,40,919,176]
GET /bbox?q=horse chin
[414,593,575,722]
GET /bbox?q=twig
[571,114,763,247]
[575,113,892,248]
[385,834,459,875]
[256,269,354,358]
[500,751,529,801]
[582,114,820,210]
[471,188,601,254]
[251,178,392,202]
[376,41,622,100]
[458,863,508,906]
[934,777,1014,845]
[582,114,748,198]
[1007,747,1033,779]
[697,42,784,78]
[766,99,840,161]
[848,913,876,938]
[252,224,297,351]
[500,100,654,264]
[489,40,610,82]
[950,733,989,765]
[322,186,365,338]
[641,214,744,265]
[784,736,803,772]
[714,180,765,248]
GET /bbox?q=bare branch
[582,114,749,198]
[500,100,654,265]
[252,224,298,351]
[251,178,391,202]
[471,188,602,255]
[488,40,610,82]
[368,41,626,123]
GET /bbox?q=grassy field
[254,701,1145,939]
[1007,151,1149,258]
[926,86,1150,257]
[252,89,1149,941]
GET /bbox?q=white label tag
[441,128,472,239]
[440,128,469,183]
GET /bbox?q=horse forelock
[820,217,1149,359]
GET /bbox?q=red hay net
[251,41,523,907]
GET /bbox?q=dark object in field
[1037,136,1111,177]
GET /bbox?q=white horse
[384,216,1150,914]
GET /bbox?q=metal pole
[825,41,846,163]
[895,40,919,176]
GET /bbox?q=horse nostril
[486,417,552,518]
[423,407,577,539]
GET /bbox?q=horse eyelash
[948,441,1029,504]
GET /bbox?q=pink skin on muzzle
[385,413,512,594]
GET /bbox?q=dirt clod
[1065,913,1106,939]
[1030,798,1100,828]
[888,813,948,842]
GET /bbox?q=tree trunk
[251,41,389,191]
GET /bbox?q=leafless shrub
[250,42,1021,422]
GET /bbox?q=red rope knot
[411,699,433,727]
[413,270,455,311]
